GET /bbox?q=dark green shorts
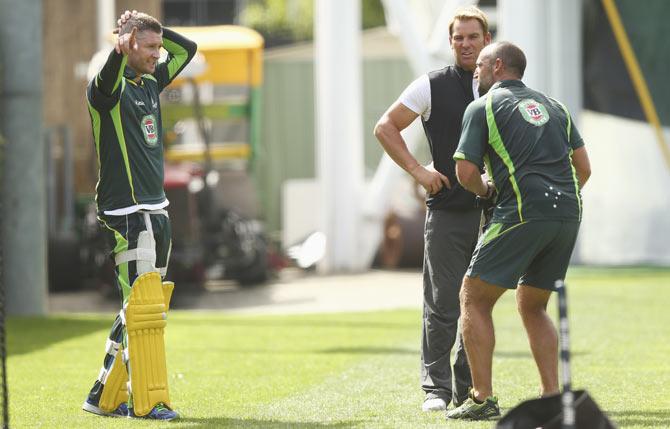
[98,211,172,303]
[466,220,580,291]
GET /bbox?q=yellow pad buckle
[126,272,171,416]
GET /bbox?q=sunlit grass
[6,266,669,428]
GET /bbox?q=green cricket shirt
[454,80,584,223]
[87,28,197,215]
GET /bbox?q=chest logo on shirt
[141,114,158,146]
[519,99,549,126]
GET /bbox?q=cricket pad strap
[126,272,171,416]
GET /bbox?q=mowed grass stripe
[5,267,670,428]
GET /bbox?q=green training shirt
[454,80,584,223]
[87,28,197,215]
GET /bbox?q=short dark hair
[120,12,162,36]
[490,41,526,78]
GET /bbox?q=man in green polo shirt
[82,10,196,421]
[446,41,592,420]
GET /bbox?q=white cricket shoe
[422,397,447,412]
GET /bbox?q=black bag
[496,390,616,429]
[496,281,617,429]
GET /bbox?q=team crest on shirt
[141,114,158,146]
[518,99,549,126]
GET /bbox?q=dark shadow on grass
[567,265,670,277]
[171,289,315,312]
[7,312,418,357]
[7,316,110,356]
[494,350,588,359]
[166,345,416,356]
[605,410,670,427]
[493,350,532,359]
[178,417,361,428]
[317,346,416,355]
[174,317,418,331]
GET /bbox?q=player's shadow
[180,417,361,428]
[494,349,588,359]
[605,410,670,427]
[316,346,416,355]
[7,316,109,356]
[175,316,417,331]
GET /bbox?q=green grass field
[5,267,670,428]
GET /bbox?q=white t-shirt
[398,73,480,121]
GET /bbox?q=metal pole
[0,0,47,315]
[556,280,576,429]
[548,0,582,126]
[497,0,549,92]
[498,0,584,264]
[498,0,582,122]
[314,0,365,272]
[61,126,75,233]
[46,128,57,235]
[0,134,10,429]
[97,0,115,51]
[380,0,436,75]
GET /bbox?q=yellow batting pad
[126,272,171,416]
[98,349,129,412]
[97,280,175,413]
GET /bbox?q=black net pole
[0,225,7,429]
[556,280,574,429]
[0,136,9,428]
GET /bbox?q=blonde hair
[448,6,489,36]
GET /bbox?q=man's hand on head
[112,9,138,34]
[115,26,138,55]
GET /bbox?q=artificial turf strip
[5,267,670,428]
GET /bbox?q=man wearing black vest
[374,6,491,412]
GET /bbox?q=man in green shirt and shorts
[81,10,197,421]
[446,41,592,420]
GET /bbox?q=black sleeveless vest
[421,66,479,211]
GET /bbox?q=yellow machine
[162,25,264,165]
[160,25,270,287]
